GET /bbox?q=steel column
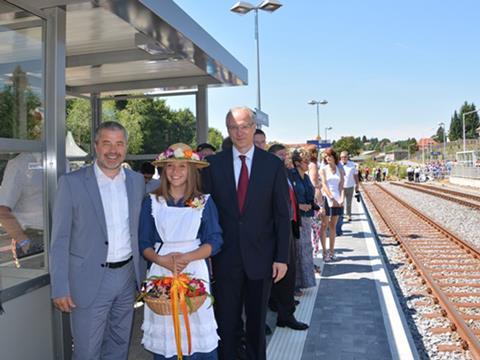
[44,6,69,359]
[195,85,208,144]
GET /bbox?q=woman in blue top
[289,148,317,294]
[138,143,223,360]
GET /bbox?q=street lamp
[231,0,282,115]
[325,126,333,143]
[307,99,328,140]
[462,109,480,153]
[438,122,446,161]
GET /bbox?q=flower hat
[152,143,209,168]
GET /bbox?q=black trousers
[270,231,296,322]
[213,267,272,360]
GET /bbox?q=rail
[362,183,480,358]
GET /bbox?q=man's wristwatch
[16,239,31,248]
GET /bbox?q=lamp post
[438,122,446,160]
[231,0,282,115]
[325,126,332,143]
[462,109,480,153]
[307,99,328,140]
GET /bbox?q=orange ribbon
[170,273,193,359]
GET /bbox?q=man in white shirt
[50,121,145,359]
[339,151,359,222]
[203,107,290,360]
[0,152,44,261]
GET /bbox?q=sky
[165,0,480,144]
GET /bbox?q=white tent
[66,131,87,158]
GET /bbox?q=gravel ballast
[382,182,480,249]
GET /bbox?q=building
[417,137,438,150]
[0,1,246,359]
[385,149,409,162]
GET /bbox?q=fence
[413,139,480,162]
[451,166,480,179]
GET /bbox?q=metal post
[195,85,208,144]
[254,9,261,111]
[90,93,101,156]
[44,6,69,360]
[316,103,320,139]
[324,127,327,143]
[443,125,446,161]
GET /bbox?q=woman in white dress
[138,143,223,360]
[319,148,344,262]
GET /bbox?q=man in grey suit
[49,121,146,360]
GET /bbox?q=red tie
[288,182,298,222]
[237,155,249,212]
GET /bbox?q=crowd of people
[406,160,452,182]
[47,106,362,360]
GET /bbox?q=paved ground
[300,212,393,359]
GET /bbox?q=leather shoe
[277,318,309,330]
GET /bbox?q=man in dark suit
[268,144,309,331]
[203,107,290,360]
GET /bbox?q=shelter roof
[0,0,247,96]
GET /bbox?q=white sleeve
[0,158,22,210]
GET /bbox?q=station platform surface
[129,200,417,360]
[299,204,393,360]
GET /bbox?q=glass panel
[66,97,92,171]
[0,152,46,290]
[0,2,44,140]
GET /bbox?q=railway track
[391,182,480,210]
[362,183,480,359]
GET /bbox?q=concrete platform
[128,200,418,359]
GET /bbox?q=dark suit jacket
[202,147,290,280]
[286,169,302,239]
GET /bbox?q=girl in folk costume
[138,143,223,360]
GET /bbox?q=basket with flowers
[137,273,213,315]
[137,270,214,359]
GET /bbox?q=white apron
[142,195,219,357]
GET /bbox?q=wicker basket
[145,294,207,315]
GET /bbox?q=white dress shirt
[0,152,43,230]
[94,162,132,262]
[341,160,358,188]
[232,145,255,189]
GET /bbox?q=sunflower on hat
[152,143,209,168]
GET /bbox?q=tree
[0,86,42,140]
[66,98,144,154]
[433,126,445,142]
[378,138,391,150]
[449,110,462,141]
[333,136,362,155]
[208,128,223,150]
[120,98,197,154]
[66,98,91,151]
[459,102,479,139]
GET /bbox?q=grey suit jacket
[49,165,146,308]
